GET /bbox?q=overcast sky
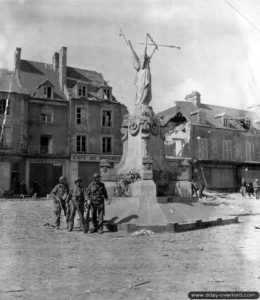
[1,0,260,113]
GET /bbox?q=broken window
[103,88,111,100]
[78,85,86,97]
[76,107,87,125]
[43,86,53,99]
[102,110,112,127]
[0,99,10,115]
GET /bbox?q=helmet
[75,177,82,184]
[93,173,101,180]
[59,176,66,183]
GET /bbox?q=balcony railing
[27,145,69,156]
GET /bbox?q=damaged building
[158,91,260,191]
[0,47,127,196]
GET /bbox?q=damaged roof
[0,69,28,95]
[158,100,260,131]
[18,59,116,102]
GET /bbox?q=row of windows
[39,135,112,154]
[198,138,256,162]
[40,107,112,127]
[76,136,112,153]
[41,85,111,99]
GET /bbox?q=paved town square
[0,193,260,300]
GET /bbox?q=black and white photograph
[0,0,260,299]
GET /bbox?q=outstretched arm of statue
[128,40,140,71]
[146,33,158,59]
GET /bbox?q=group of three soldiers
[50,173,109,234]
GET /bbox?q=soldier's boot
[98,226,103,234]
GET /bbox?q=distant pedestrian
[86,173,110,234]
[67,178,88,233]
[247,181,254,198]
[19,181,27,199]
[253,179,260,199]
[50,176,69,230]
[32,180,40,198]
[240,178,246,197]
[191,178,199,198]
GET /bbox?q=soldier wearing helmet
[86,173,109,234]
[67,177,88,233]
[50,176,69,230]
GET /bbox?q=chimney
[14,47,21,82]
[59,47,67,91]
[185,91,201,108]
[52,52,59,70]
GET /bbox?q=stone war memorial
[99,33,238,232]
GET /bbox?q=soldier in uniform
[50,176,69,230]
[67,178,88,233]
[86,173,109,234]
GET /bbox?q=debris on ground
[129,280,151,290]
[210,278,224,282]
[132,229,154,236]
[43,223,55,228]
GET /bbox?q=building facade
[158,91,260,191]
[0,47,127,196]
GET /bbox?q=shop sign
[71,154,121,162]
[29,158,65,164]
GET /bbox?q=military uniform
[67,179,88,233]
[50,181,69,229]
[86,177,108,233]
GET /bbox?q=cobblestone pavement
[0,193,260,300]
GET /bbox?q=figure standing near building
[121,31,158,108]
[67,178,88,233]
[32,180,40,198]
[240,178,247,197]
[86,173,110,234]
[19,181,27,199]
[247,181,254,198]
[50,176,69,230]
[253,179,260,199]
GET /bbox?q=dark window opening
[40,135,52,154]
[76,136,86,152]
[43,86,53,99]
[104,88,111,100]
[102,110,112,127]
[102,137,112,154]
[78,85,86,97]
[0,99,10,115]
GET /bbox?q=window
[246,142,255,162]
[0,127,11,147]
[43,86,53,99]
[223,140,232,160]
[198,138,208,160]
[40,107,53,122]
[102,110,112,127]
[78,85,86,97]
[40,135,52,154]
[76,136,87,152]
[76,107,87,125]
[223,117,228,127]
[0,99,10,115]
[102,137,112,154]
[103,88,111,100]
